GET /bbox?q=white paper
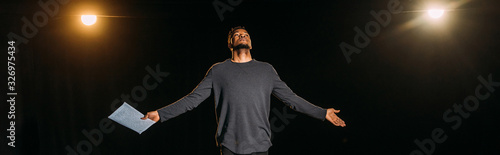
[108,102,155,134]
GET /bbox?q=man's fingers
[337,119,346,127]
[334,121,346,127]
[331,116,346,127]
[334,109,340,113]
[141,113,149,120]
[339,120,346,127]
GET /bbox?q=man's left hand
[326,108,346,127]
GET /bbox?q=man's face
[229,29,252,50]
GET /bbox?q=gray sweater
[157,59,327,154]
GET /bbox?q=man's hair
[227,26,247,47]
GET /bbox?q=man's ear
[228,43,232,50]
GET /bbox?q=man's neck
[231,49,252,63]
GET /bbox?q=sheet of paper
[108,102,155,134]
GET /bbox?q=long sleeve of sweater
[157,67,214,122]
[270,67,327,121]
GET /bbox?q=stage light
[427,9,444,19]
[81,15,97,26]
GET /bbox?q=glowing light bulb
[428,9,444,19]
[81,15,97,25]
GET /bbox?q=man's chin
[233,44,251,50]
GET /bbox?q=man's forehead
[234,29,248,34]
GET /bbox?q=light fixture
[427,9,445,19]
[81,15,97,26]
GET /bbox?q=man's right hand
[142,111,160,122]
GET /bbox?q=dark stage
[1,0,500,154]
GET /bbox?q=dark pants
[220,146,268,155]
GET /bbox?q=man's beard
[233,44,250,50]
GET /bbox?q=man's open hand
[326,108,346,127]
[141,111,160,122]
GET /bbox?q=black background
[1,0,500,154]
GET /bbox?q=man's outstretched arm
[141,65,215,122]
[270,66,346,127]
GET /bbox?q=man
[142,26,346,155]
